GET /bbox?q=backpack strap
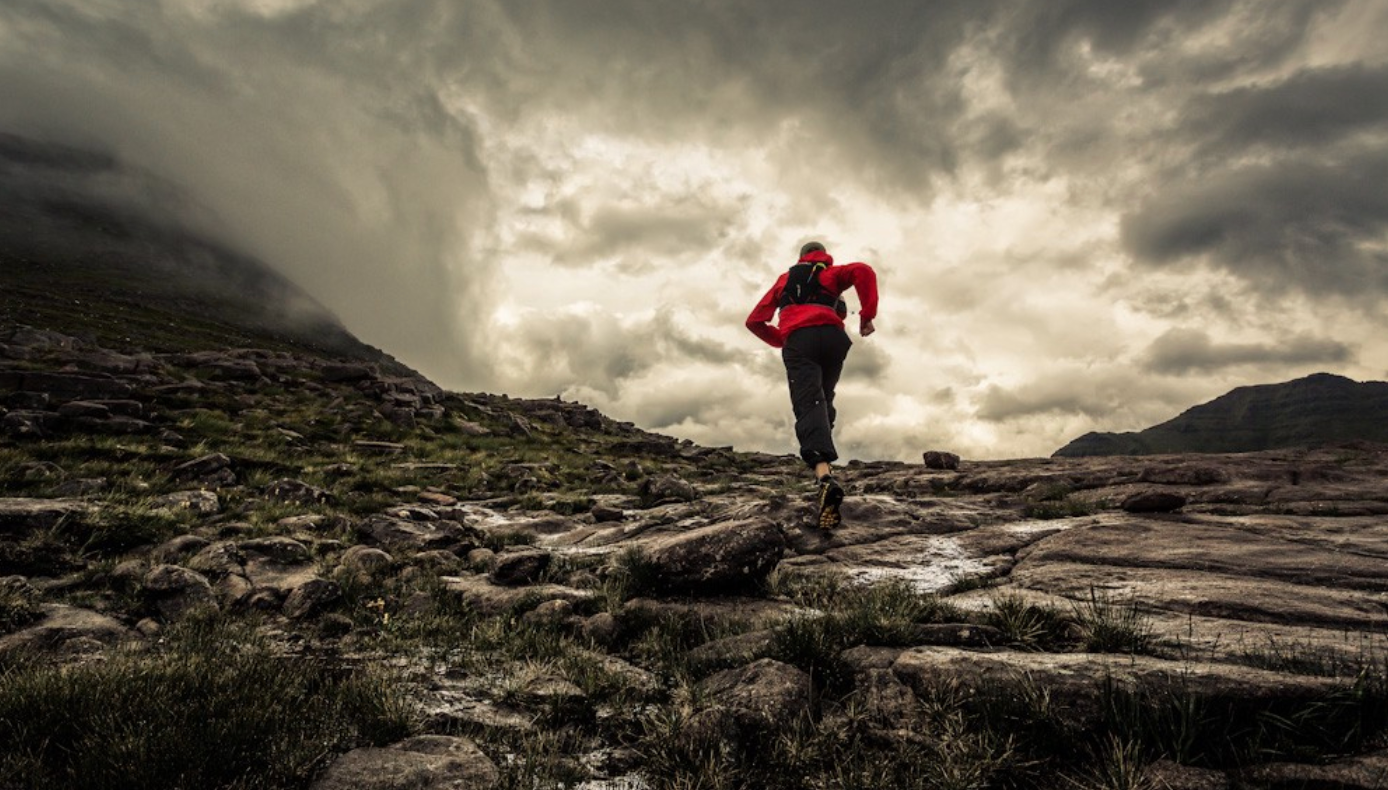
[778,261,839,309]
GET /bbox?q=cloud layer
[4,0,1387,460]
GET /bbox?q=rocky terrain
[3,323,1387,790]
[1055,373,1388,457]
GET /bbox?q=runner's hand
[860,318,875,337]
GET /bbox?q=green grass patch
[0,614,415,790]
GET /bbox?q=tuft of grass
[0,613,416,790]
[770,577,960,693]
[1072,589,1156,655]
[0,588,42,635]
[984,591,1072,650]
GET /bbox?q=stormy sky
[3,1,1387,461]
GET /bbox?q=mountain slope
[1054,372,1388,456]
[0,132,413,375]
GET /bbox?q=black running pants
[781,324,852,468]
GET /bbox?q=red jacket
[746,249,878,348]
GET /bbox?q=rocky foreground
[3,325,1388,790]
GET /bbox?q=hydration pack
[779,261,848,317]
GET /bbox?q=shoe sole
[818,484,844,530]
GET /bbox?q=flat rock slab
[310,735,499,790]
[1011,561,1388,630]
[0,604,135,655]
[0,498,95,534]
[440,574,593,615]
[891,646,1346,724]
[1017,516,1388,591]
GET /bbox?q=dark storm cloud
[1121,153,1388,296]
[0,0,497,384]
[1142,328,1353,375]
[1184,64,1388,156]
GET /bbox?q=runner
[746,241,879,529]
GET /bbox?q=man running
[746,241,878,529]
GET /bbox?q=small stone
[174,453,232,480]
[152,490,221,515]
[418,491,458,507]
[265,479,333,506]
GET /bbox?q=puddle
[840,536,992,593]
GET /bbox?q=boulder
[637,474,697,507]
[282,578,342,620]
[358,515,477,553]
[186,541,247,578]
[488,548,551,586]
[142,564,218,620]
[642,519,786,594]
[922,451,961,470]
[1121,490,1187,513]
[686,659,814,743]
[340,545,394,575]
[310,734,499,790]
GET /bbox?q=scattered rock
[0,497,94,534]
[687,659,814,743]
[282,578,342,620]
[310,734,499,790]
[488,548,552,586]
[174,453,232,481]
[142,564,218,620]
[340,545,394,575]
[637,474,697,507]
[152,490,221,515]
[0,604,135,655]
[581,612,620,647]
[48,477,109,497]
[240,536,313,565]
[152,534,212,564]
[265,479,333,506]
[591,504,625,523]
[358,514,477,553]
[642,519,786,594]
[1239,750,1388,790]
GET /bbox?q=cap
[799,241,826,257]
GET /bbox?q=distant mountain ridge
[1054,373,1388,457]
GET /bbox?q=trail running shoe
[817,475,845,530]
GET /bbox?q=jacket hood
[798,249,834,266]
